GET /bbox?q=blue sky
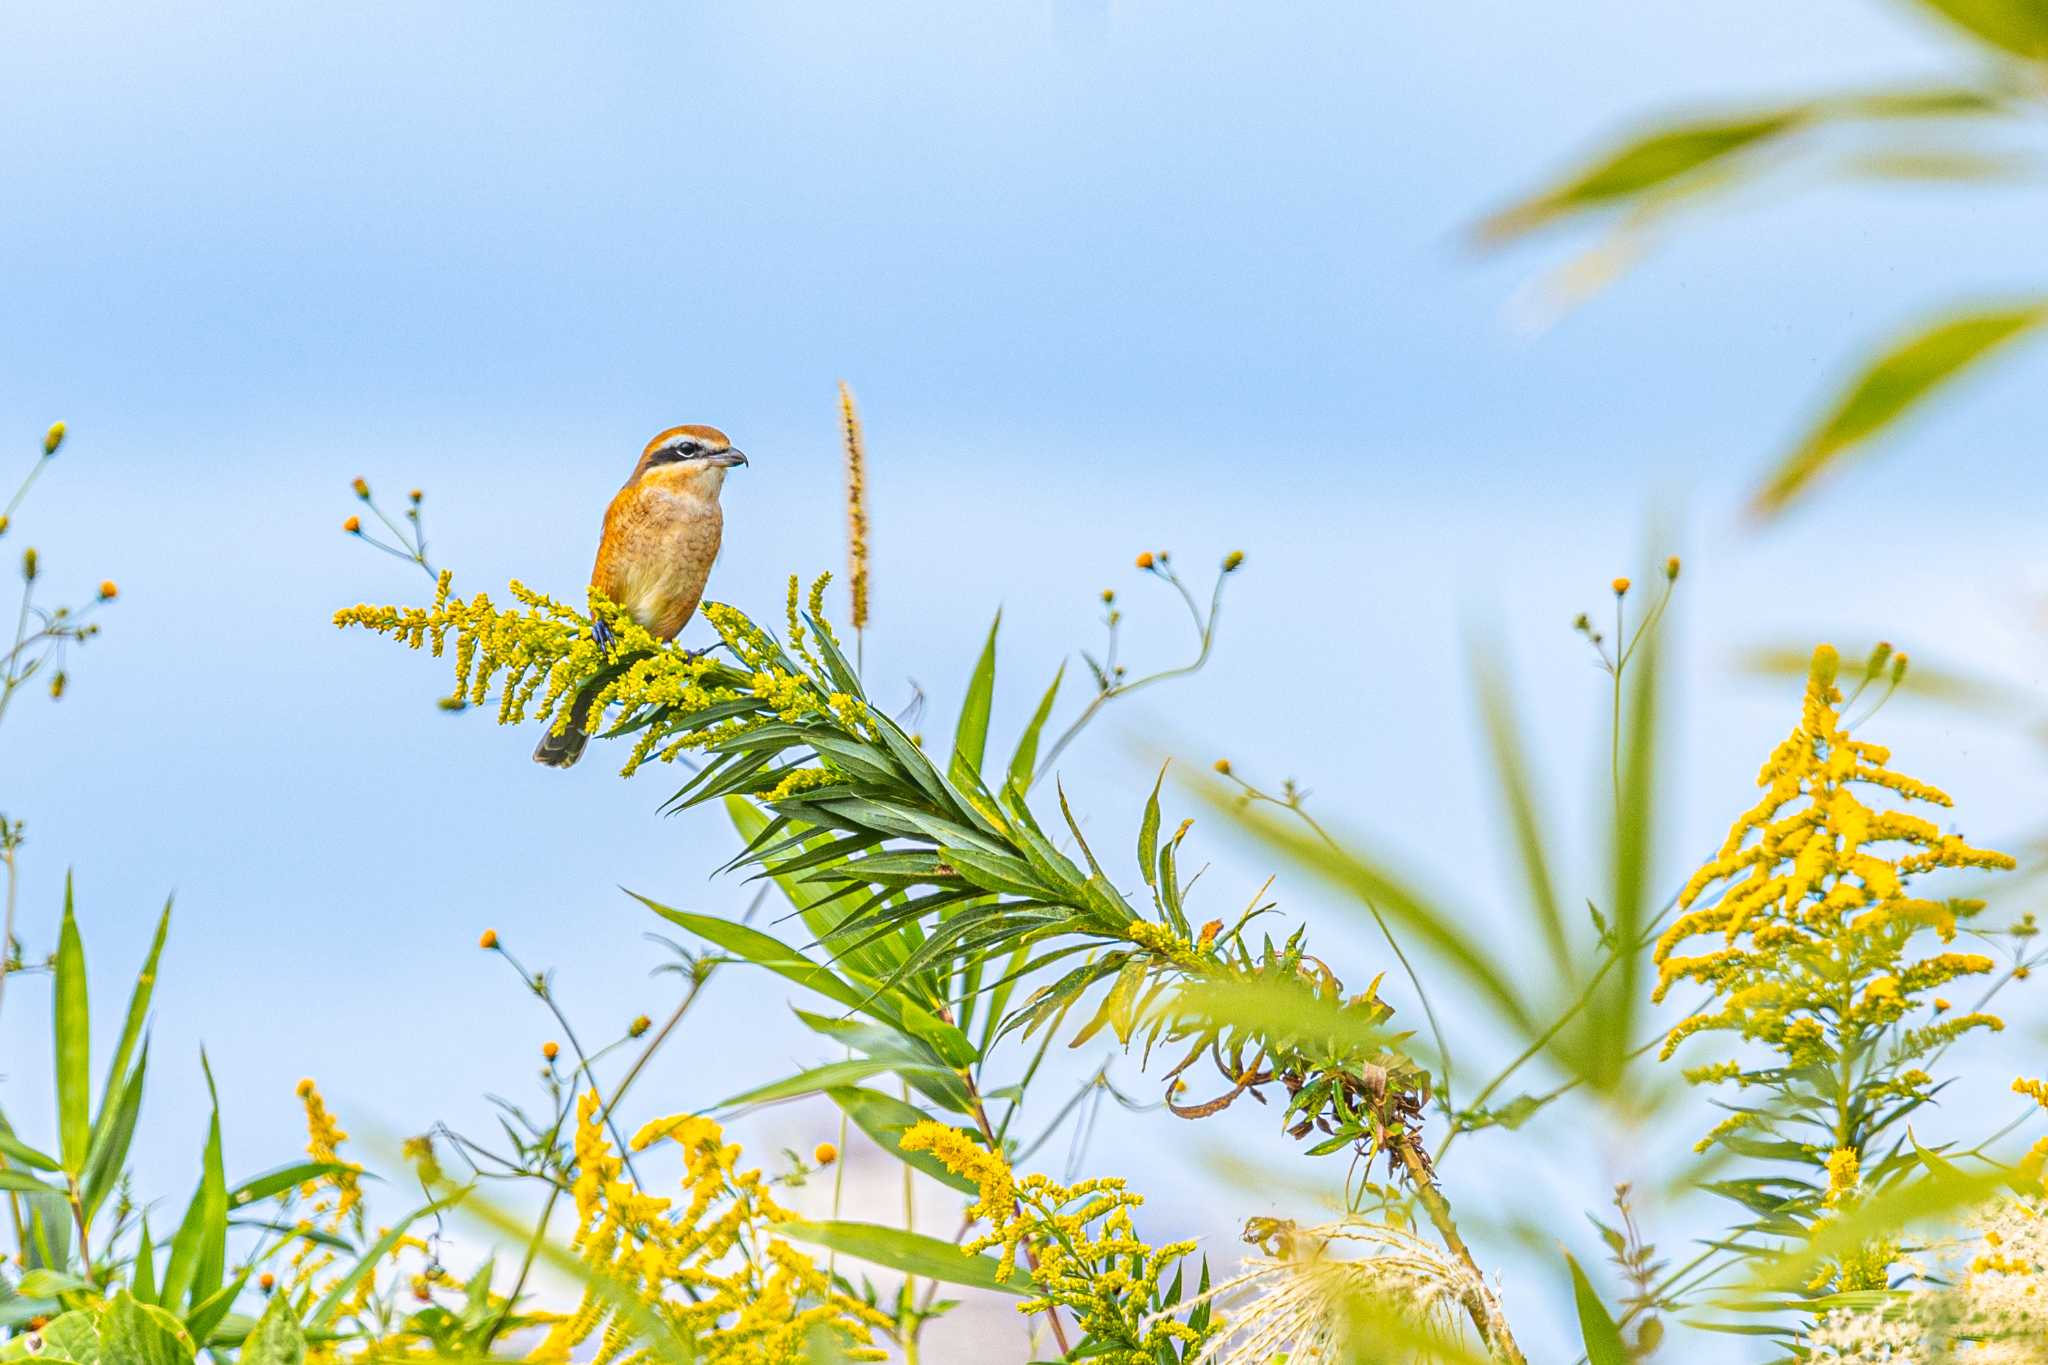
[3,1,2046,1358]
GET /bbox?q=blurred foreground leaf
[1752,301,2048,517]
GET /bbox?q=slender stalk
[1394,1138,1526,1364]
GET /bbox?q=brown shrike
[532,424,747,768]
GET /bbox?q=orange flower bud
[813,1142,838,1166]
[1213,758,1231,776]
[542,1040,560,1061]
[1664,555,1680,580]
[351,477,369,499]
[98,580,118,600]
[259,1272,275,1292]
[1611,577,1631,596]
[1135,552,1155,570]
[343,516,362,534]
[479,929,498,949]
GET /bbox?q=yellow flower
[813,1142,837,1166]
[43,422,65,456]
[541,1040,560,1061]
[342,515,361,534]
[97,580,117,600]
[478,928,498,949]
[1611,576,1630,595]
[1135,552,1155,570]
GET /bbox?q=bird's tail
[532,692,595,769]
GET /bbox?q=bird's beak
[709,449,748,468]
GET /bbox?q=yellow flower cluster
[1655,645,2013,1073]
[529,1091,889,1365]
[294,1077,363,1223]
[335,574,874,777]
[901,1121,1218,1363]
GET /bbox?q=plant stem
[965,1074,1073,1356]
[1394,1138,1526,1364]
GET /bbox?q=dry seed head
[838,381,870,631]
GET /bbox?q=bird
[533,423,748,768]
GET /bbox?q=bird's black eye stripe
[649,440,706,466]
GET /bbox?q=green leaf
[1479,111,1805,240]
[100,902,170,1124]
[0,1130,61,1172]
[1007,662,1064,792]
[0,1169,65,1197]
[826,1087,978,1195]
[1754,302,2048,518]
[14,1269,92,1299]
[228,1162,359,1211]
[949,612,1000,790]
[81,1043,148,1223]
[132,1220,157,1304]
[37,1310,102,1363]
[635,898,872,1017]
[714,1057,956,1110]
[160,1057,227,1312]
[53,877,91,1174]
[100,1290,197,1365]
[1567,1255,1628,1365]
[241,1289,307,1365]
[1471,646,1568,978]
[1907,0,2048,59]
[183,1267,251,1348]
[1137,763,1166,895]
[777,1220,1025,1296]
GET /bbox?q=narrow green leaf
[1137,763,1167,893]
[714,1058,956,1110]
[0,1130,61,1172]
[777,1220,1026,1295]
[1567,1255,1628,1365]
[1479,112,1806,241]
[133,1219,157,1304]
[53,876,91,1174]
[635,898,872,1017]
[0,1169,65,1197]
[228,1162,359,1211]
[81,1043,148,1222]
[1907,0,2048,59]
[310,1194,457,1329]
[1007,661,1064,792]
[101,901,170,1122]
[949,612,1000,790]
[160,1058,227,1312]
[1471,646,1569,979]
[1754,302,2048,518]
[826,1087,978,1195]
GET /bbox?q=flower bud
[1611,577,1631,596]
[1135,552,1155,570]
[98,580,118,601]
[48,671,66,700]
[1809,644,1840,691]
[352,477,370,499]
[1223,550,1245,572]
[409,488,422,503]
[479,929,499,949]
[541,1040,560,1061]
[1213,758,1231,776]
[1664,555,1680,580]
[42,422,65,456]
[21,548,36,582]
[813,1142,838,1166]
[629,1014,651,1038]
[343,516,361,534]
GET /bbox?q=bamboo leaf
[1479,112,1805,241]
[777,1220,1025,1296]
[1567,1255,1628,1365]
[949,613,1000,790]
[714,1058,956,1110]
[159,1057,226,1311]
[1008,662,1064,791]
[826,1087,979,1195]
[1753,302,2048,518]
[101,901,170,1126]
[53,877,91,1174]
[1906,0,2048,59]
[81,1043,148,1223]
